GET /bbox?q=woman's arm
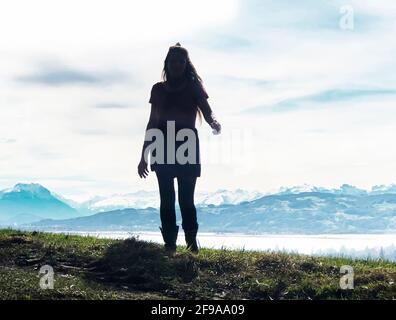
[140,102,159,161]
[197,97,216,124]
[140,84,160,162]
[194,80,221,133]
[197,97,221,134]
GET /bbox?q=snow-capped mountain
[277,183,369,196]
[370,184,396,195]
[0,183,78,225]
[51,192,82,210]
[75,189,266,214]
[0,183,54,199]
[196,188,264,206]
[77,191,160,214]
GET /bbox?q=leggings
[155,171,198,231]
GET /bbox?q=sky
[1,0,396,202]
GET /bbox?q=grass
[0,228,395,300]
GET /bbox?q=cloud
[212,75,272,87]
[242,88,396,113]
[28,145,64,160]
[192,34,251,52]
[78,129,109,136]
[239,0,383,33]
[94,103,131,109]
[15,65,128,87]
[0,138,17,144]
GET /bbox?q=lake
[49,231,396,262]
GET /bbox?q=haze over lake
[48,231,396,262]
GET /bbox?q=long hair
[161,42,204,126]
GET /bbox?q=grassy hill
[0,229,395,300]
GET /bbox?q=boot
[184,224,199,254]
[159,225,179,257]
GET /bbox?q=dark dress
[147,78,214,178]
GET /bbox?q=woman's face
[167,51,187,79]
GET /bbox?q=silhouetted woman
[138,43,221,257]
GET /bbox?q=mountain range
[1,182,396,234]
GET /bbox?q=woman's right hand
[210,120,221,135]
[138,158,149,178]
